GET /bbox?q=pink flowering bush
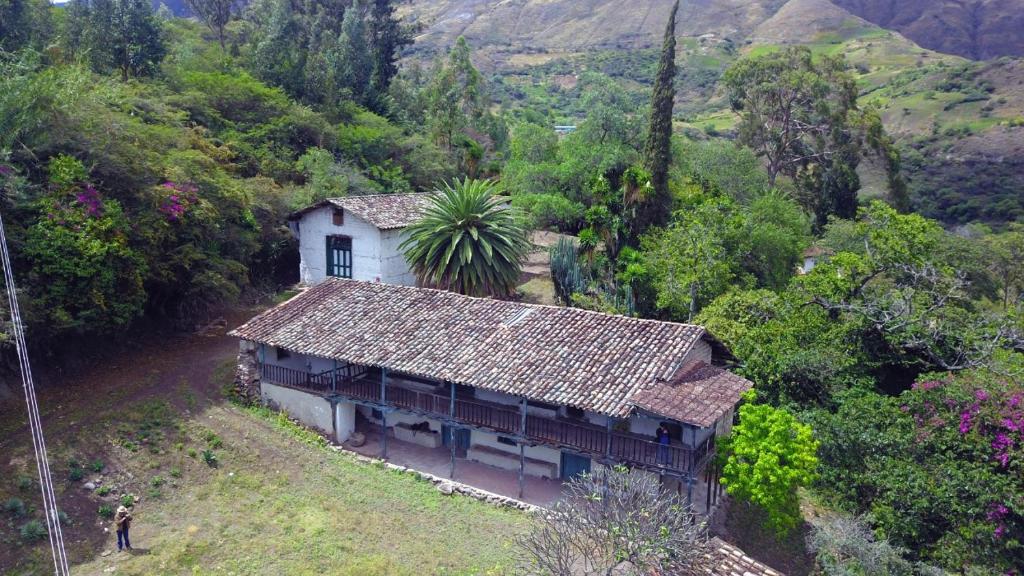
[158,181,199,222]
[900,372,1023,571]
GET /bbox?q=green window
[326,235,352,278]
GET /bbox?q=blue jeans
[117,526,131,550]
[657,444,670,465]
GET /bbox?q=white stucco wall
[296,206,384,285]
[379,229,417,286]
[295,206,416,286]
[335,401,356,443]
[468,429,562,478]
[262,382,334,434]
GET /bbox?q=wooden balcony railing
[259,362,711,476]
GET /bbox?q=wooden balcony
[259,363,712,477]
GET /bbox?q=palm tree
[400,178,530,298]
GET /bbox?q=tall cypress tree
[639,0,679,234]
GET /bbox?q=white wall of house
[335,401,356,443]
[295,206,415,286]
[380,229,417,285]
[262,382,334,434]
[468,429,561,479]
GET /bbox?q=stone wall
[232,340,261,405]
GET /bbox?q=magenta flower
[959,411,973,434]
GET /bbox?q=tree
[637,0,678,235]
[185,0,240,49]
[724,47,904,228]
[331,0,373,105]
[518,466,713,576]
[400,178,530,298]
[719,393,819,534]
[367,0,414,111]
[743,191,811,291]
[807,201,1024,372]
[983,223,1024,310]
[110,0,167,80]
[427,36,485,152]
[641,197,744,320]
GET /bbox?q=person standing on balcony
[656,423,671,466]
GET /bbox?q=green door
[560,452,591,481]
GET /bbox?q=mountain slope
[831,0,1024,60]
[401,0,1024,61]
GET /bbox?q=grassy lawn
[72,404,530,576]
[0,327,529,576]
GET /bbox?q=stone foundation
[232,340,261,405]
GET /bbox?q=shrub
[202,449,218,467]
[121,494,135,508]
[90,459,104,473]
[96,485,112,496]
[17,476,32,491]
[69,467,84,482]
[510,193,585,232]
[57,510,70,526]
[808,515,914,575]
[203,431,223,449]
[4,498,27,517]
[169,467,182,479]
[187,448,197,459]
[20,520,47,542]
[98,504,114,519]
[150,476,165,488]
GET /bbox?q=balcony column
[518,398,527,499]
[381,368,388,459]
[449,382,457,479]
[331,359,337,393]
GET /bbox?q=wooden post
[449,381,456,479]
[705,460,712,513]
[518,398,527,499]
[381,368,388,459]
[332,359,337,393]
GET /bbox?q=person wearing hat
[114,505,133,552]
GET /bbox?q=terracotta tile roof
[230,278,714,418]
[631,361,752,428]
[709,537,784,576]
[290,193,431,230]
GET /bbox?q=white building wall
[296,207,384,285]
[379,229,417,286]
[469,429,562,478]
[262,382,334,434]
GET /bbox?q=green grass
[70,403,530,576]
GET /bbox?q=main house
[231,278,751,509]
[287,193,430,286]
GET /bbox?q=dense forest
[1,0,1022,573]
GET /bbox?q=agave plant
[400,178,530,298]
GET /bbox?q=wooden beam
[381,368,388,459]
[518,397,526,499]
[449,381,456,479]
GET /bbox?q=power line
[0,211,71,576]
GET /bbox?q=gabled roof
[631,361,752,428]
[230,278,719,418]
[289,193,431,230]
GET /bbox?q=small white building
[288,193,431,286]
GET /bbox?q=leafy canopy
[720,392,819,534]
